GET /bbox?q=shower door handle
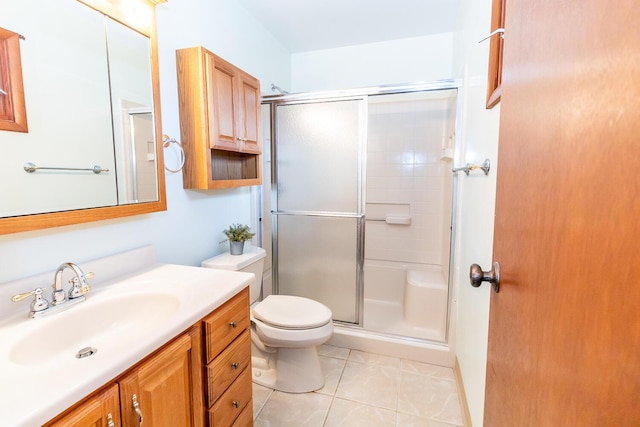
[469,262,500,293]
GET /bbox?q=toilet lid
[252,295,332,329]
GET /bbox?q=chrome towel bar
[452,158,490,176]
[23,162,109,174]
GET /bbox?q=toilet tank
[201,245,266,303]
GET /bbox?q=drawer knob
[231,361,239,369]
[229,321,238,328]
[232,400,240,408]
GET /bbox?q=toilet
[201,245,333,393]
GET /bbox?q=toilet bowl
[201,246,333,393]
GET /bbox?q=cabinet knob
[229,321,238,328]
[232,400,240,408]
[231,361,239,369]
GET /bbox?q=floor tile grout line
[321,395,336,427]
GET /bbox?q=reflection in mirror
[106,16,158,204]
[0,0,165,234]
[0,1,116,217]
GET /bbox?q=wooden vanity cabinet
[176,46,262,190]
[46,288,253,427]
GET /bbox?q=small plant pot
[229,241,245,255]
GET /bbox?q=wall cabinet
[46,288,252,427]
[177,46,262,189]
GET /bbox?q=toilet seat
[252,295,332,330]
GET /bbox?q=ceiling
[236,0,460,53]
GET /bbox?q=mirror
[0,0,166,234]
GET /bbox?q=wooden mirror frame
[0,0,167,235]
[486,0,505,109]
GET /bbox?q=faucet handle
[11,289,38,302]
[68,271,94,299]
[11,287,50,313]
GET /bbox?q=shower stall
[260,81,461,365]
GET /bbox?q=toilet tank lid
[201,245,266,271]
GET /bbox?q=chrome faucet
[52,262,91,304]
[11,262,93,318]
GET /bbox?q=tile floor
[252,345,464,427]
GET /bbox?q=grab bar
[23,162,109,174]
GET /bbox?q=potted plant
[221,223,255,255]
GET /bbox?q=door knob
[470,262,501,293]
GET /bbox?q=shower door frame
[269,96,368,326]
[263,78,464,338]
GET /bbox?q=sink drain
[76,346,98,359]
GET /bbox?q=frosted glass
[275,100,363,213]
[277,215,358,323]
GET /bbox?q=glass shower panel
[273,98,365,325]
[277,215,358,323]
[275,100,363,213]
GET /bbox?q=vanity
[0,247,254,426]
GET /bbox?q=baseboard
[454,357,473,427]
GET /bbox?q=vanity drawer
[204,288,250,363]
[230,403,253,427]
[208,367,252,427]
[206,329,251,407]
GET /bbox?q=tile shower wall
[365,99,451,266]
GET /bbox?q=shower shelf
[366,215,411,225]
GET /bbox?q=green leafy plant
[221,223,255,243]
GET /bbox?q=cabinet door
[236,72,260,154]
[119,332,203,427]
[206,53,240,151]
[47,384,120,427]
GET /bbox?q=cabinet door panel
[237,73,260,154]
[47,384,120,427]
[120,334,195,427]
[207,54,238,151]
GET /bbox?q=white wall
[291,33,454,92]
[0,0,290,285]
[451,0,501,425]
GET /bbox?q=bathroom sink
[8,292,180,366]
[0,260,255,427]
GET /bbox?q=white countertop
[0,263,253,426]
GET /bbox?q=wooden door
[47,384,120,427]
[119,332,203,427]
[485,0,640,425]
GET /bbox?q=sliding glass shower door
[272,99,366,324]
